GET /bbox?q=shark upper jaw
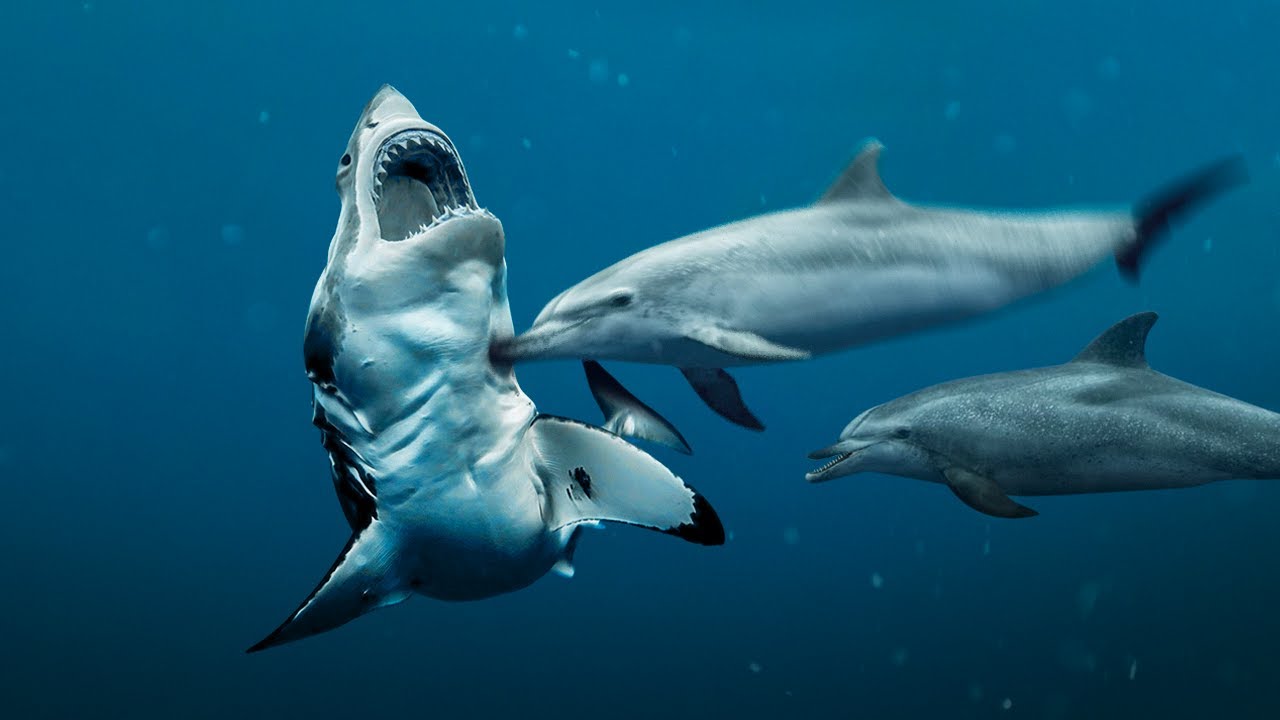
[805,440,873,482]
[367,126,486,242]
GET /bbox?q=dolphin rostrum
[496,142,1246,438]
[807,312,1280,518]
[248,86,723,652]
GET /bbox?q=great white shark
[496,142,1246,441]
[807,312,1280,518]
[247,86,723,652]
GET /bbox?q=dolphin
[496,142,1246,436]
[806,312,1280,518]
[247,86,723,652]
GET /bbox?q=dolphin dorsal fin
[1071,312,1159,368]
[818,139,897,205]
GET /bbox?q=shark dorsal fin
[819,139,897,205]
[1071,312,1159,368]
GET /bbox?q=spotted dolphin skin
[807,312,1280,518]
[248,86,723,652]
[496,143,1246,438]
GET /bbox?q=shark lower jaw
[371,128,481,241]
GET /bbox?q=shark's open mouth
[372,129,477,241]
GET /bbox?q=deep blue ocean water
[4,1,1280,717]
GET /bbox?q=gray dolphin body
[248,87,722,652]
[807,312,1280,518]
[497,143,1245,437]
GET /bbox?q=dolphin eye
[608,292,633,308]
[340,153,352,167]
[893,427,911,439]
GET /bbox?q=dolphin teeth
[813,451,853,474]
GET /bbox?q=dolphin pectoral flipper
[530,416,725,546]
[680,367,766,431]
[942,468,1039,519]
[582,361,692,454]
[1119,154,1248,281]
[247,524,406,653]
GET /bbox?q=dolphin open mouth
[372,129,477,241]
[805,445,859,482]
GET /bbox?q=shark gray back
[808,312,1280,518]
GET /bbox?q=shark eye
[340,153,352,167]
[608,292,633,308]
[893,427,911,439]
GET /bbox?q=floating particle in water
[782,527,800,545]
[944,101,961,121]
[221,223,245,246]
[982,539,991,556]
[146,225,170,250]
[567,49,580,60]
[1001,698,1013,711]
[727,530,735,542]
[1204,236,1214,253]
[1062,89,1094,124]
[968,683,984,702]
[1076,581,1101,618]
[890,648,909,667]
[512,24,528,40]
[670,146,678,158]
[748,662,763,674]
[994,134,1017,155]
[617,73,630,87]
[258,110,271,125]
[1098,56,1121,79]
[588,58,610,84]
[870,572,884,589]
[759,194,768,207]
[521,137,532,150]
[83,1,94,12]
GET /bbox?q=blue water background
[3,1,1280,717]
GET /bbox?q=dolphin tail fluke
[582,361,692,454]
[1120,155,1248,281]
[530,415,725,546]
[247,524,405,653]
[681,367,765,431]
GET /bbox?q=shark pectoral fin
[582,361,692,454]
[942,468,1038,519]
[680,367,765,431]
[681,323,811,362]
[247,524,404,653]
[530,415,725,546]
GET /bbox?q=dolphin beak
[493,319,582,362]
[804,439,869,483]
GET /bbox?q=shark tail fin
[531,415,725,546]
[583,361,692,454]
[1118,154,1248,281]
[247,524,405,653]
